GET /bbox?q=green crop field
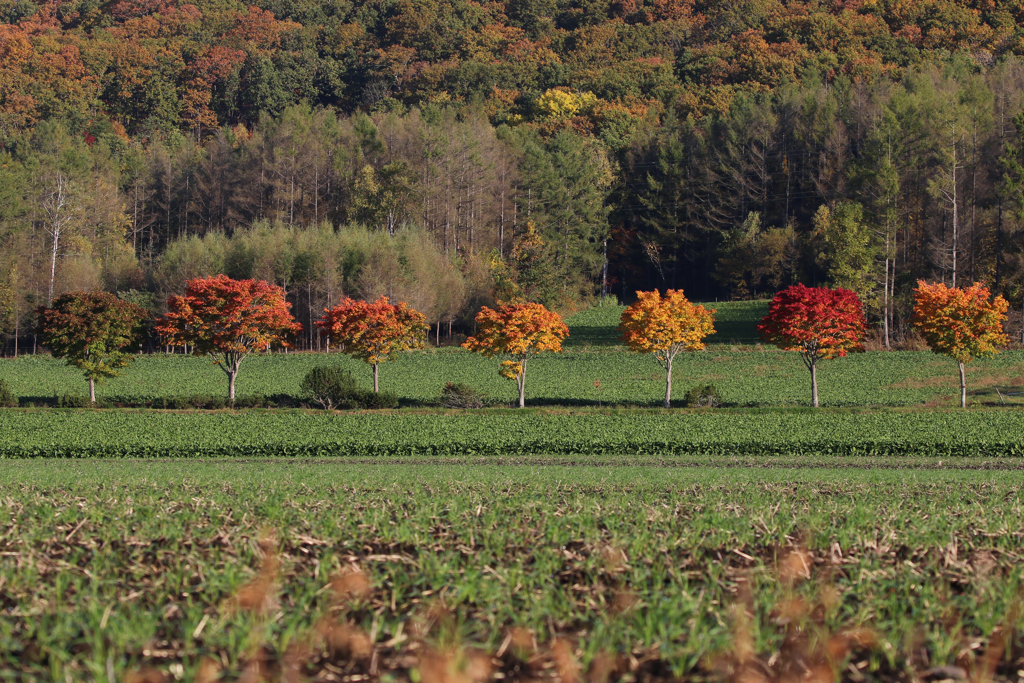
[2,460,1022,682]
[4,300,1024,683]
[4,408,1024,458]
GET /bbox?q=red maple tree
[315,296,428,393]
[757,284,867,408]
[155,275,302,403]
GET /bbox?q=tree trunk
[958,361,966,408]
[373,363,379,393]
[89,378,95,404]
[810,361,819,408]
[48,232,59,305]
[228,371,236,406]
[882,262,890,349]
[664,357,673,409]
[517,361,526,408]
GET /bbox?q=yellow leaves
[499,360,522,380]
[619,290,715,363]
[912,280,1009,365]
[535,88,598,119]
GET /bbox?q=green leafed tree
[36,291,149,403]
[513,128,612,306]
[812,201,880,309]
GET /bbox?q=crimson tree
[758,285,867,408]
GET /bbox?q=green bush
[684,384,723,408]
[439,382,484,409]
[301,365,398,410]
[350,390,399,410]
[0,379,16,408]
[57,393,92,408]
[146,395,293,410]
[301,365,360,409]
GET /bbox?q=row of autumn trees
[35,275,1009,409]
[18,60,1024,351]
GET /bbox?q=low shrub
[684,384,723,408]
[301,366,360,410]
[439,382,484,409]
[0,379,16,408]
[146,394,295,409]
[348,390,399,410]
[301,365,398,410]
[57,393,93,408]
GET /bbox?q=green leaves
[36,291,147,385]
[3,410,1024,458]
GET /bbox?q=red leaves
[758,284,867,363]
[156,274,301,360]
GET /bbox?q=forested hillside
[5,0,1024,350]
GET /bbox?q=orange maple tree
[911,281,1009,408]
[462,303,569,408]
[619,290,716,409]
[315,296,428,393]
[155,275,302,403]
[758,284,867,408]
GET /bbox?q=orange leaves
[316,296,428,367]
[463,303,568,372]
[619,289,715,366]
[155,274,301,360]
[463,303,568,406]
[911,281,1008,366]
[225,6,301,52]
[758,285,866,363]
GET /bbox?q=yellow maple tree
[619,290,715,408]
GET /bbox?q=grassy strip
[3,408,1024,458]
[1,461,1022,681]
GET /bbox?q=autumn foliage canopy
[619,290,715,408]
[462,303,568,408]
[36,291,148,402]
[620,290,715,357]
[758,285,867,407]
[155,275,301,401]
[315,296,428,392]
[911,281,1009,365]
[758,285,867,361]
[911,281,1008,407]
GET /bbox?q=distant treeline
[7,57,1024,350]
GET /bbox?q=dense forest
[6,0,1024,351]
